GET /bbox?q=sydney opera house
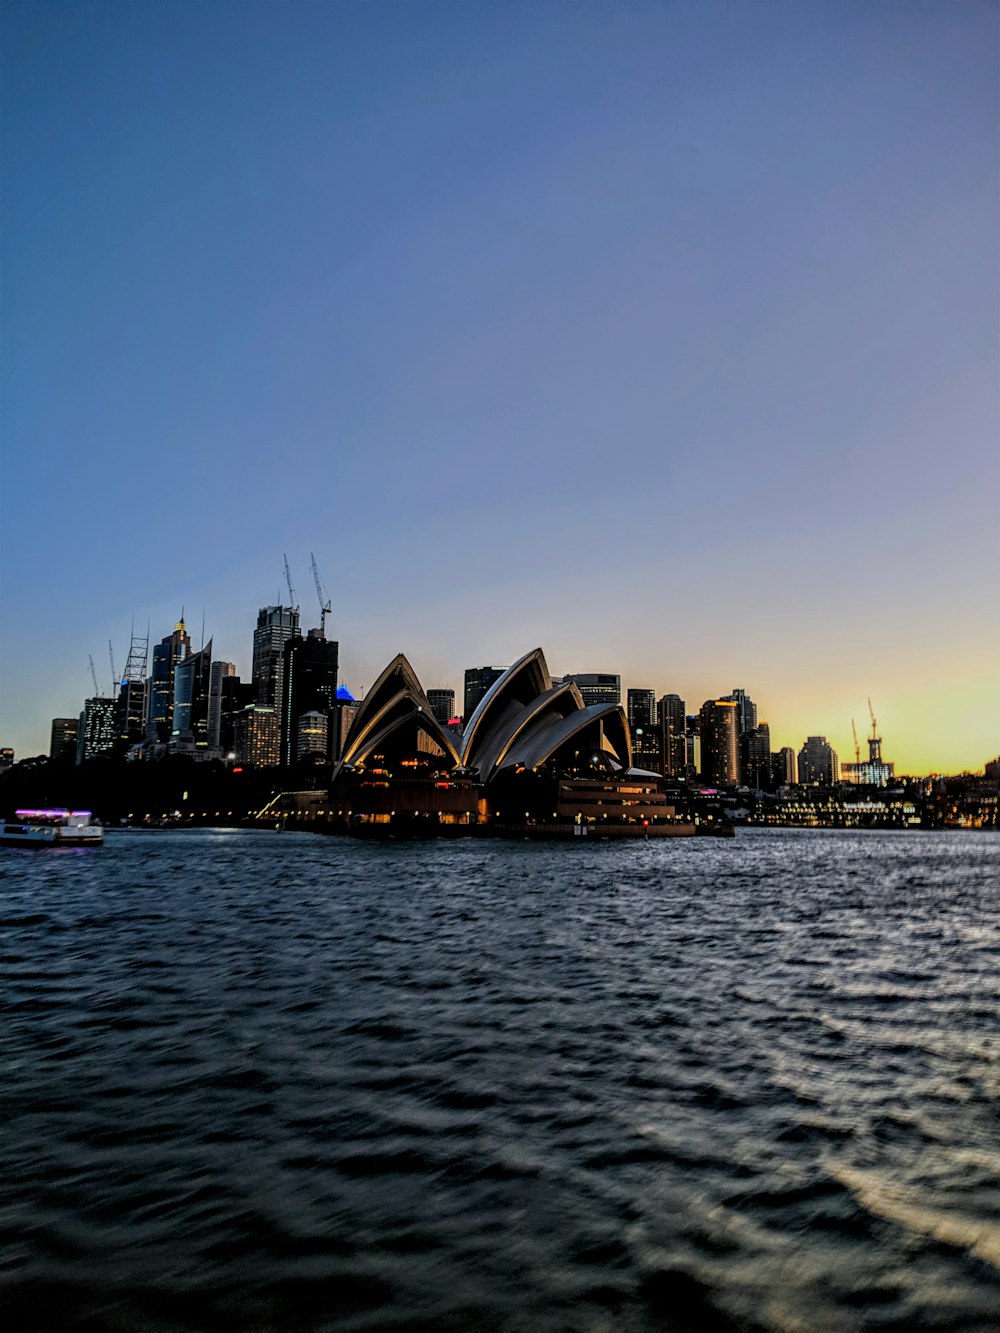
[329,648,692,837]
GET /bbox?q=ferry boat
[0,809,104,847]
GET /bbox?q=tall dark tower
[282,628,339,765]
[253,605,300,710]
[464,665,507,721]
[172,640,213,752]
[147,617,191,742]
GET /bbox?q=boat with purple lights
[1,809,104,847]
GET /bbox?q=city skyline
[2,1,997,775]
[4,583,995,778]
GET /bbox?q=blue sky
[2,0,997,771]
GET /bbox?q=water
[2,828,998,1331]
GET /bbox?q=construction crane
[311,552,332,638]
[283,554,298,612]
[867,698,882,764]
[851,718,861,772]
[109,640,119,693]
[88,654,101,698]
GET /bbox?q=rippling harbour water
[2,828,999,1331]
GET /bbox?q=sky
[1,0,997,775]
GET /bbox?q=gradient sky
[2,0,997,774]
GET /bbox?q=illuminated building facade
[296,711,328,761]
[699,699,739,785]
[252,605,300,714]
[147,618,191,742]
[658,694,686,778]
[172,640,213,753]
[78,697,116,762]
[333,648,691,836]
[235,704,280,768]
[628,689,659,771]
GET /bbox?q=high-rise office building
[50,718,79,764]
[699,699,739,785]
[565,673,621,706]
[627,689,656,728]
[797,736,839,786]
[78,697,116,762]
[218,675,252,758]
[772,746,798,787]
[727,688,757,737]
[172,640,213,752]
[114,678,146,753]
[658,695,686,779]
[296,711,329,762]
[282,629,338,765]
[252,605,300,714]
[208,660,237,749]
[427,689,456,726]
[464,666,507,721]
[147,618,191,742]
[686,715,700,779]
[740,723,772,789]
[235,704,280,768]
[627,689,659,771]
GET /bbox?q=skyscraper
[464,666,507,721]
[114,678,146,753]
[699,699,739,785]
[626,689,656,729]
[78,697,116,762]
[253,605,300,713]
[727,688,757,737]
[772,746,798,787]
[740,723,772,790]
[172,640,213,753]
[208,660,237,749]
[235,704,280,768]
[282,629,339,765]
[147,618,191,742]
[657,694,686,778]
[50,718,79,764]
[296,711,329,762]
[427,689,456,726]
[626,688,659,770]
[797,736,840,786]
